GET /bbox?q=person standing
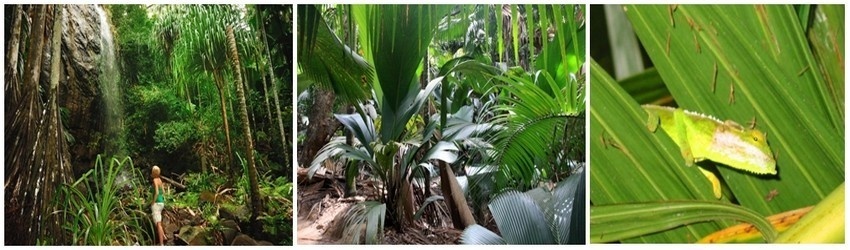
[151,166,166,245]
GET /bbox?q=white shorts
[151,202,165,223]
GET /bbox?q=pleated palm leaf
[461,167,586,244]
[350,5,454,142]
[488,4,585,191]
[590,5,843,243]
[297,5,373,105]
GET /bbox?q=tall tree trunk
[259,9,290,174]
[43,5,74,243]
[252,9,274,124]
[227,25,263,221]
[5,5,24,108]
[6,5,74,244]
[213,69,235,177]
[6,6,46,195]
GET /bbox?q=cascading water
[96,5,125,157]
[96,6,133,188]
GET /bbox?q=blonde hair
[152,165,161,178]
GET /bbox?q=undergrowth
[45,153,292,245]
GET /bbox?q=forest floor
[296,168,464,244]
[156,197,275,246]
[145,172,288,246]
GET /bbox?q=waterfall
[95,5,125,157]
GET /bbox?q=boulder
[231,233,258,245]
[220,219,240,244]
[175,225,209,245]
[257,240,274,245]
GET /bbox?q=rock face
[43,5,107,175]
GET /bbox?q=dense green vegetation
[112,4,294,245]
[297,4,585,244]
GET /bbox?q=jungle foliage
[298,4,586,244]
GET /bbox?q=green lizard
[642,104,777,198]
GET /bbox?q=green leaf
[590,59,724,242]
[591,200,778,243]
[462,169,586,244]
[351,5,453,142]
[591,4,844,243]
[341,201,386,244]
[624,4,843,214]
[806,5,844,115]
[618,68,671,105]
[297,5,373,105]
[461,225,506,244]
[775,182,845,243]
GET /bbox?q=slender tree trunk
[213,69,235,177]
[253,10,274,124]
[22,6,47,101]
[259,10,290,174]
[227,25,263,221]
[260,70,273,127]
[49,6,63,92]
[344,105,356,197]
[43,5,74,243]
[5,5,24,107]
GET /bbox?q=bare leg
[156,221,165,245]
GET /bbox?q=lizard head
[711,126,777,175]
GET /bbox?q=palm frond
[462,168,586,244]
[340,201,386,244]
[297,5,374,105]
[489,71,580,190]
[351,5,454,141]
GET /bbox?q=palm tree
[152,4,266,222]
[301,4,587,244]
[226,24,263,221]
[300,4,475,235]
[154,5,242,176]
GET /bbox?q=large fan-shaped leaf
[490,71,579,190]
[335,113,377,151]
[462,168,585,244]
[489,191,553,244]
[461,225,506,244]
[351,5,454,142]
